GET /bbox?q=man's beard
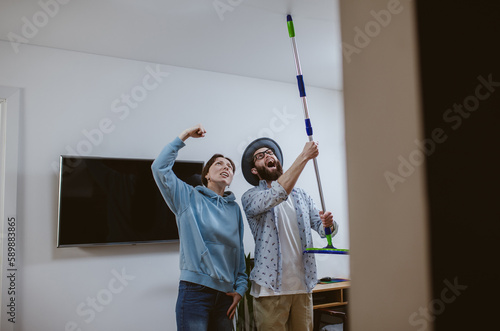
[255,161,283,181]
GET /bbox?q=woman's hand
[179,124,206,141]
[225,292,242,320]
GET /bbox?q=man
[241,137,338,331]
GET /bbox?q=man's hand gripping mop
[287,15,348,255]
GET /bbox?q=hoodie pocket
[200,242,236,282]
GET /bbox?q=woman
[151,124,248,331]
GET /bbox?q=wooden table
[312,281,350,331]
[312,280,350,309]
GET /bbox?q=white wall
[0,40,348,331]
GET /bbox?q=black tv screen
[57,155,203,247]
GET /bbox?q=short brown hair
[201,154,236,187]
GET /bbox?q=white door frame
[0,86,21,331]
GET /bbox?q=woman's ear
[251,168,258,175]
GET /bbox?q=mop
[287,15,349,255]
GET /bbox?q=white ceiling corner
[0,0,343,90]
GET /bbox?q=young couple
[152,124,338,331]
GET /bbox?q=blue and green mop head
[304,226,349,254]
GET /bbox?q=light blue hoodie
[151,137,248,297]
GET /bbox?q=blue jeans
[176,281,233,331]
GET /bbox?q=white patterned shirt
[241,180,338,294]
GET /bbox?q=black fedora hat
[241,137,283,186]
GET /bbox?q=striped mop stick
[287,15,348,254]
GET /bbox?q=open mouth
[266,159,276,168]
[220,171,230,178]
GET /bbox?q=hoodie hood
[195,186,236,205]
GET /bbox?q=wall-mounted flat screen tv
[57,155,203,247]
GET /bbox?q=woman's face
[206,157,234,187]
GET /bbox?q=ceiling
[0,0,343,90]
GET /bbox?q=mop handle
[287,15,332,243]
